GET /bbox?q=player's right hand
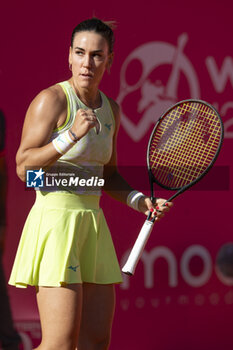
[69,108,99,140]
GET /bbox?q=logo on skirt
[68,265,79,272]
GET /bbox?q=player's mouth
[80,73,93,79]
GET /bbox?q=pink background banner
[1,1,233,349]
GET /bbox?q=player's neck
[70,79,101,110]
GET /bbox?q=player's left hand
[138,196,173,221]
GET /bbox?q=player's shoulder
[33,83,66,110]
[107,97,120,115]
[106,97,121,125]
[26,84,67,123]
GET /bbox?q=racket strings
[152,117,220,188]
[152,105,220,187]
[149,102,222,189]
[171,104,220,187]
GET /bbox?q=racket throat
[149,169,155,203]
[147,169,156,222]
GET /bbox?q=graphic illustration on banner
[117,33,200,141]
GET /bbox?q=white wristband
[127,190,144,211]
[52,130,76,155]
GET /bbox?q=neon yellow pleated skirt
[9,191,123,288]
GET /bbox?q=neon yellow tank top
[48,81,115,196]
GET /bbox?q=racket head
[147,99,224,192]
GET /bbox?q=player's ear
[69,47,72,65]
[107,52,114,74]
[68,47,73,71]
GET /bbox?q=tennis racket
[122,99,224,275]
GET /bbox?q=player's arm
[16,87,67,182]
[103,100,171,219]
[103,99,135,203]
[17,86,99,182]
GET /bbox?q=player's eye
[75,51,84,56]
[93,53,103,59]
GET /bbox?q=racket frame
[147,99,224,203]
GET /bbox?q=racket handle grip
[122,220,154,276]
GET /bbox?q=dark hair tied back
[71,17,116,53]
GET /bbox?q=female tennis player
[9,18,172,350]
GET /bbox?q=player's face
[69,31,113,89]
